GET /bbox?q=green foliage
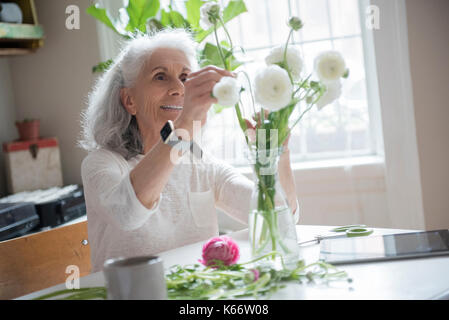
[92,59,114,73]
[86,4,123,36]
[200,42,242,70]
[194,0,247,42]
[33,253,351,300]
[125,0,160,33]
[86,0,247,73]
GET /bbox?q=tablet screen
[319,229,449,265]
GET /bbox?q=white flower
[314,51,346,82]
[213,76,241,106]
[254,65,293,111]
[315,80,342,110]
[199,2,221,30]
[265,45,303,80]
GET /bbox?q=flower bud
[288,16,303,31]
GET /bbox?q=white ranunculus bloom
[314,51,346,82]
[213,76,241,107]
[315,80,342,110]
[265,45,303,80]
[199,2,221,30]
[254,65,293,111]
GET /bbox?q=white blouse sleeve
[209,159,253,225]
[210,157,301,226]
[81,149,161,231]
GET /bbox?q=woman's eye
[154,73,166,81]
[180,74,187,82]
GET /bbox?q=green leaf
[86,4,119,34]
[220,40,231,49]
[160,8,170,26]
[213,104,230,113]
[126,0,160,33]
[146,18,165,33]
[159,8,191,29]
[185,0,204,30]
[169,9,190,28]
[200,42,243,71]
[92,59,114,73]
[195,0,247,43]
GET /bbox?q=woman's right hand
[175,65,235,136]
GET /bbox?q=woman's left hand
[243,110,291,155]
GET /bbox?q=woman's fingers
[244,119,256,143]
[244,119,256,130]
[195,80,218,97]
[187,65,235,79]
[185,69,225,88]
[252,110,270,127]
[197,91,218,106]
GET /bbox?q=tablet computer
[319,229,449,265]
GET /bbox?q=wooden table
[17,225,449,300]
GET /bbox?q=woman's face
[123,47,191,136]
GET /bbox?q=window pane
[296,0,331,41]
[200,0,373,165]
[329,0,361,37]
[237,0,272,49]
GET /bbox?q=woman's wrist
[174,117,193,140]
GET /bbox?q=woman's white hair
[79,28,199,160]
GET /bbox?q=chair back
[0,221,91,299]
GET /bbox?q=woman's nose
[168,79,184,96]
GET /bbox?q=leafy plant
[86,0,247,73]
[33,252,351,300]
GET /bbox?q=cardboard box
[2,137,63,194]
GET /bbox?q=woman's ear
[120,88,137,116]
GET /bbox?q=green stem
[289,103,315,132]
[283,29,294,83]
[213,23,228,70]
[293,73,312,96]
[237,70,256,115]
[219,16,233,52]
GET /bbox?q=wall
[0,59,18,197]
[406,0,449,229]
[7,0,100,189]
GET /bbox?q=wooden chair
[0,220,91,300]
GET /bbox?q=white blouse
[81,148,299,272]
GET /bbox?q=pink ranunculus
[199,236,240,268]
[250,269,260,282]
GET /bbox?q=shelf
[0,0,44,56]
[0,22,44,39]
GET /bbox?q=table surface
[17,225,449,300]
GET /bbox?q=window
[200,0,376,166]
[99,0,379,167]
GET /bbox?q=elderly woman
[80,29,299,272]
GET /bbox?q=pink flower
[199,236,240,268]
[250,269,260,281]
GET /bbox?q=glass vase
[247,146,299,270]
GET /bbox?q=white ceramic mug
[103,255,167,300]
